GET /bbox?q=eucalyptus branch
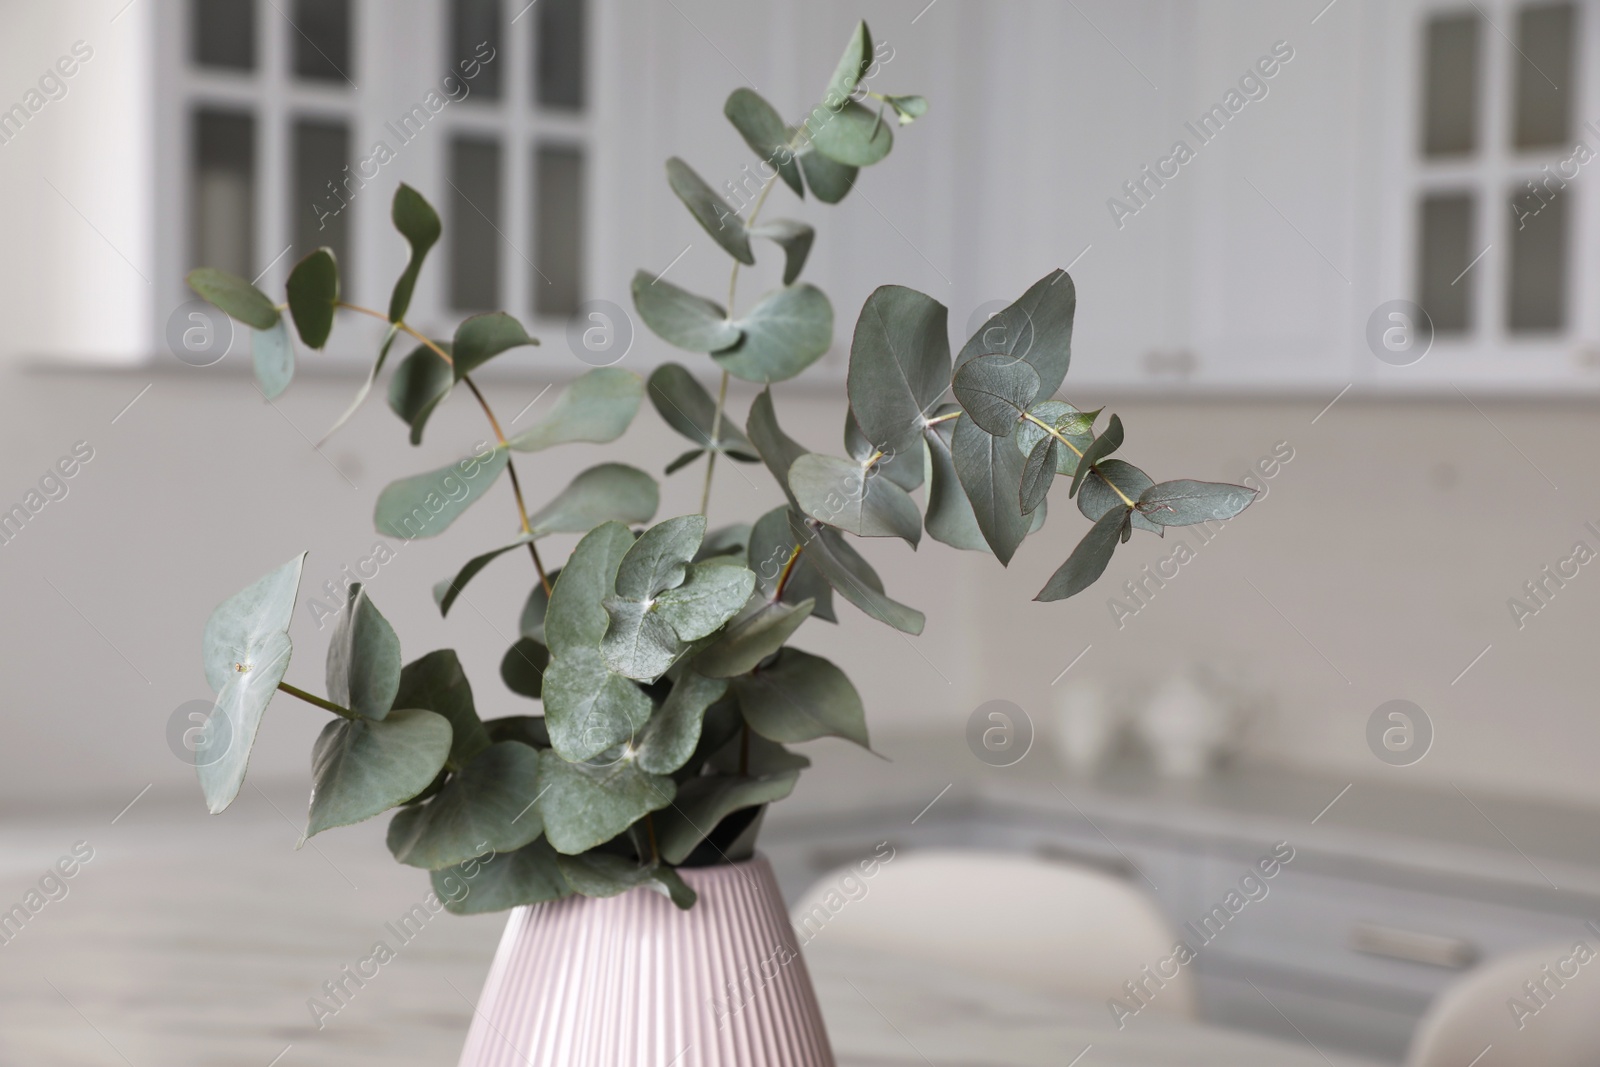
[1021,410,1136,507]
[277,681,358,720]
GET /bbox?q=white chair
[789,848,1196,1017]
[1407,944,1600,1067]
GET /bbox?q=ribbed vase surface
[456,855,835,1067]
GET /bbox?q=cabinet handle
[1033,841,1137,881]
[1349,922,1478,969]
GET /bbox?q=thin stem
[772,543,804,602]
[277,682,358,720]
[336,301,455,369]
[465,377,553,597]
[925,411,961,427]
[644,813,661,865]
[699,370,730,516]
[1022,411,1136,507]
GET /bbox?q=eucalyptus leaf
[695,598,814,678]
[631,270,741,353]
[453,312,539,380]
[373,446,509,540]
[537,749,675,855]
[387,184,441,322]
[507,368,643,453]
[647,363,757,457]
[708,730,811,776]
[387,342,454,445]
[749,506,834,621]
[1035,503,1128,603]
[811,100,894,167]
[1069,414,1124,499]
[823,20,873,105]
[394,649,490,769]
[746,389,809,507]
[655,561,756,640]
[386,741,546,869]
[789,453,921,545]
[1137,479,1258,526]
[542,647,653,761]
[798,146,857,204]
[500,637,549,699]
[846,410,922,491]
[786,511,923,634]
[554,852,696,910]
[955,269,1076,397]
[734,647,868,747]
[884,94,929,124]
[665,156,753,265]
[847,284,950,455]
[1014,400,1093,475]
[198,553,306,813]
[545,522,635,657]
[922,414,989,552]
[325,583,402,720]
[597,597,680,681]
[1020,436,1059,514]
[724,87,803,197]
[750,220,814,286]
[285,248,339,349]
[433,837,570,914]
[432,539,532,617]
[306,708,452,839]
[187,268,280,331]
[251,319,294,400]
[527,463,659,538]
[518,569,559,642]
[665,449,704,475]
[951,413,1030,565]
[319,328,420,446]
[1079,458,1161,535]
[952,354,1040,437]
[484,715,550,748]
[634,669,728,774]
[655,772,799,865]
[714,284,833,384]
[613,515,704,600]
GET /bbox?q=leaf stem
[644,812,661,864]
[277,682,358,720]
[336,301,455,369]
[699,370,730,516]
[772,543,804,602]
[1022,411,1136,507]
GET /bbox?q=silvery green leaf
[846,409,922,491]
[749,506,833,621]
[198,553,306,814]
[394,649,489,770]
[699,524,751,563]
[846,285,950,456]
[500,637,549,700]
[952,354,1040,437]
[631,270,741,353]
[695,599,814,679]
[387,342,455,445]
[922,411,988,552]
[1035,504,1128,603]
[1137,480,1258,526]
[734,648,868,747]
[386,742,546,869]
[655,561,757,640]
[507,368,643,453]
[325,584,402,720]
[285,248,339,349]
[319,324,410,446]
[251,318,294,400]
[884,94,928,124]
[789,512,923,634]
[1014,400,1092,475]
[545,522,635,657]
[708,730,811,776]
[187,267,279,330]
[746,389,809,508]
[432,539,533,618]
[665,156,753,265]
[484,715,550,748]
[823,20,873,105]
[647,363,758,457]
[798,145,857,203]
[951,413,1030,565]
[634,669,728,775]
[452,312,538,379]
[724,87,803,197]
[374,447,509,540]
[811,99,894,166]
[1020,436,1058,515]
[749,220,814,286]
[955,269,1076,398]
[655,772,800,865]
[599,596,681,681]
[306,707,452,839]
[387,184,441,322]
[714,284,833,384]
[1069,414,1124,499]
[554,852,696,910]
[518,570,559,642]
[527,463,659,538]
[789,453,922,545]
[614,515,705,600]
[542,647,653,761]
[1079,458,1161,535]
[537,749,675,855]
[432,837,570,914]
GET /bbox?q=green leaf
[787,511,924,634]
[387,342,455,445]
[1137,479,1258,526]
[951,413,1030,564]
[847,285,950,455]
[746,389,809,508]
[394,649,490,770]
[634,669,728,774]
[1020,436,1059,515]
[665,156,753,265]
[750,220,814,285]
[922,414,989,552]
[387,184,442,322]
[798,147,857,204]
[1080,458,1161,535]
[598,597,679,681]
[554,852,696,910]
[749,506,834,622]
[386,742,546,869]
[543,647,654,759]
[1035,504,1128,602]
[631,270,741,353]
[956,269,1076,398]
[306,708,452,839]
[251,319,294,400]
[318,326,413,447]
[500,637,549,699]
[824,20,873,105]
[433,837,570,914]
[518,570,559,642]
[484,715,550,748]
[1014,400,1093,475]
[952,354,1041,437]
[453,312,539,379]
[846,409,922,491]
[700,524,751,562]
[734,647,868,747]
[789,454,922,545]
[613,515,705,600]
[655,772,799,865]
[666,449,704,474]
[811,100,894,167]
[374,446,509,540]
[537,749,675,855]
[647,363,758,458]
[713,284,833,384]
[433,540,532,617]
[198,553,306,813]
[695,598,813,678]
[527,463,660,538]
[884,94,929,124]
[1069,414,1124,499]
[325,584,402,720]
[285,248,339,349]
[724,87,803,197]
[708,730,811,776]
[507,367,644,453]
[655,561,756,640]
[545,522,635,657]
[187,268,280,331]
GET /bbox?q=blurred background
[2,1,1600,1064]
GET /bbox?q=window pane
[453,0,503,100]
[1422,13,1480,157]
[1508,183,1567,331]
[291,0,353,84]
[450,137,503,310]
[194,0,256,70]
[1417,192,1474,333]
[193,110,255,278]
[535,145,584,316]
[1513,3,1575,149]
[537,0,585,110]
[293,120,352,289]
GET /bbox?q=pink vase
[456,855,835,1066]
